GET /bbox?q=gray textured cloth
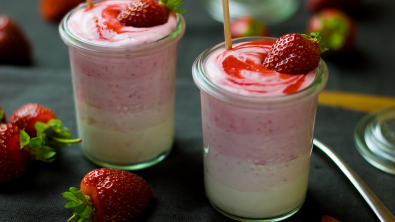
[1,0,395,221]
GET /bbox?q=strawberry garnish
[0,106,6,124]
[263,32,328,74]
[0,15,32,65]
[117,0,185,27]
[62,168,153,222]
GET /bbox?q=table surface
[1,0,395,221]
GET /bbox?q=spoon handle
[313,139,395,222]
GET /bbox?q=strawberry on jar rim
[62,168,153,222]
[117,0,185,27]
[263,32,328,74]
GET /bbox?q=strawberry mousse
[60,0,185,169]
[193,37,328,220]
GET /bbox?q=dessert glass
[192,37,328,221]
[59,1,186,170]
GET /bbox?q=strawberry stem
[303,32,329,53]
[63,187,93,222]
[51,137,82,144]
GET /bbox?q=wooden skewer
[222,0,232,50]
[87,0,94,8]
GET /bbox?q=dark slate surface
[1,0,394,221]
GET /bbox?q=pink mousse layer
[68,0,177,46]
[205,40,316,96]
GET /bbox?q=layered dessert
[199,39,322,218]
[61,0,185,167]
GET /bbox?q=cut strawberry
[62,168,153,222]
[307,8,355,55]
[117,0,185,27]
[0,15,32,65]
[263,32,328,74]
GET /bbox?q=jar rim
[192,37,329,107]
[59,0,185,53]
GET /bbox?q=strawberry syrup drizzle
[221,40,308,94]
[90,3,146,40]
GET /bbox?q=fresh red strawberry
[321,215,342,222]
[0,106,6,124]
[306,0,362,12]
[230,16,269,39]
[62,168,153,222]
[0,124,31,183]
[117,0,185,27]
[307,8,355,55]
[39,0,85,22]
[0,15,32,65]
[9,103,81,150]
[9,103,57,137]
[263,32,327,74]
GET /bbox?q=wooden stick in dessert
[222,0,232,50]
[87,0,94,8]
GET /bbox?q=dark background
[1,0,394,221]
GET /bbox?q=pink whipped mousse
[67,0,177,46]
[205,39,316,97]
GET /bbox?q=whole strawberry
[9,103,81,151]
[117,0,185,27]
[230,16,269,39]
[263,32,327,74]
[0,106,6,124]
[62,168,153,222]
[307,8,355,55]
[321,215,341,222]
[0,15,32,65]
[39,0,85,22]
[0,124,31,183]
[306,0,362,12]
[9,103,56,137]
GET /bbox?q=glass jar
[192,37,328,221]
[59,1,186,170]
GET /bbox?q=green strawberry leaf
[163,0,185,13]
[63,187,93,222]
[20,130,30,148]
[29,138,42,149]
[62,191,80,202]
[0,110,4,123]
[65,202,81,208]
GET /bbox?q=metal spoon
[313,138,395,222]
